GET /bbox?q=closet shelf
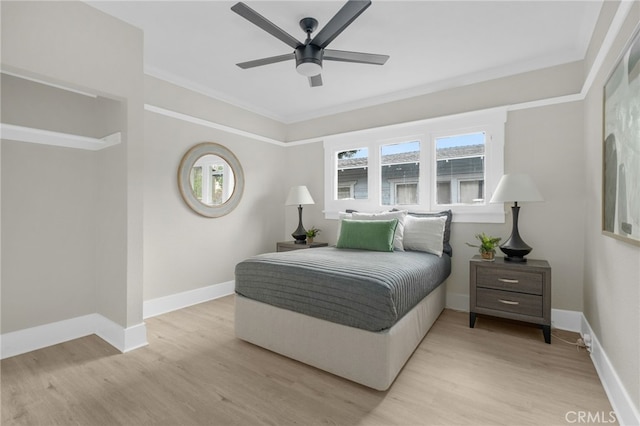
[0,123,121,151]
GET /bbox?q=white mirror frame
[178,142,245,218]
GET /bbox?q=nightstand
[469,255,552,343]
[276,241,329,252]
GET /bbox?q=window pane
[437,182,451,204]
[381,141,420,205]
[436,133,485,205]
[337,148,368,200]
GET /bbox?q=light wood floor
[2,296,614,425]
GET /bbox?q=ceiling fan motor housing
[295,44,323,76]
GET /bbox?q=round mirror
[178,142,244,217]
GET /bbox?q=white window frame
[323,108,506,223]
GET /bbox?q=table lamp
[490,174,543,262]
[286,185,315,244]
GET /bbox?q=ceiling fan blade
[309,74,323,87]
[324,49,389,65]
[310,0,371,49]
[231,2,302,49]
[236,53,294,69]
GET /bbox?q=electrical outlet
[575,334,592,353]
[582,334,592,351]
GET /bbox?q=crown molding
[145,66,286,123]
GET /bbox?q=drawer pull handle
[498,278,519,284]
[498,299,520,305]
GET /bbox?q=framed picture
[602,27,640,246]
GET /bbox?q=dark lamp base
[291,204,307,244]
[499,246,531,263]
[500,204,533,263]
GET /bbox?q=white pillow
[336,211,353,241]
[403,215,447,256]
[351,210,407,251]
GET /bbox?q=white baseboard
[581,317,640,426]
[0,280,235,359]
[95,316,148,353]
[1,314,147,359]
[143,280,235,319]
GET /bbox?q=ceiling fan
[231,0,389,87]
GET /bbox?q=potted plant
[306,227,321,244]
[466,233,501,261]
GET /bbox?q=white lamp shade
[296,62,322,77]
[490,174,544,203]
[286,185,315,205]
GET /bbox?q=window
[381,141,420,205]
[336,148,368,200]
[323,108,506,222]
[435,132,485,205]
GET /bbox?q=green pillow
[336,219,398,252]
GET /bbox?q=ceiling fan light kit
[231,0,389,87]
[295,45,323,77]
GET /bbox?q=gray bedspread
[234,247,451,332]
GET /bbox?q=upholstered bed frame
[234,280,446,391]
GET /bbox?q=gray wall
[1,1,144,331]
[0,74,121,138]
[583,1,640,412]
[1,141,97,329]
[285,60,584,141]
[281,74,586,314]
[143,78,286,301]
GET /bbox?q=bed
[234,210,452,391]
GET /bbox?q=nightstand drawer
[476,288,543,317]
[476,267,543,295]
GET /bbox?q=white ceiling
[88,1,603,124]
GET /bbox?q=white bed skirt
[234,281,446,391]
